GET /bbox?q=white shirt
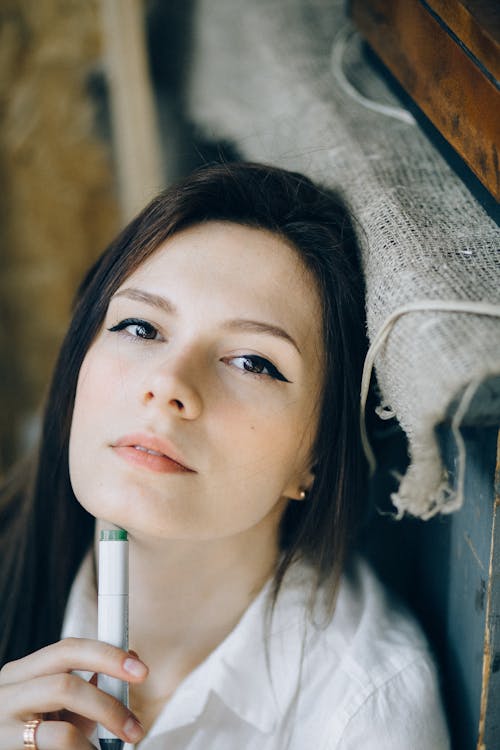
[62,552,450,749]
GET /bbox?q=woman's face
[69,222,324,545]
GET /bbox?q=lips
[111,432,195,474]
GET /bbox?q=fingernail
[123,657,148,677]
[123,717,144,742]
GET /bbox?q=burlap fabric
[186,0,500,518]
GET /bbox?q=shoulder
[274,557,450,749]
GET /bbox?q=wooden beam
[426,0,500,80]
[100,0,163,220]
[351,0,500,201]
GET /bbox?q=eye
[227,355,290,382]
[107,318,160,340]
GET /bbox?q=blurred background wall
[0,0,218,475]
[0,0,120,473]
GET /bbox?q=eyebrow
[112,287,301,353]
[222,319,300,353]
[112,288,176,314]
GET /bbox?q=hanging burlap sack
[186,0,500,518]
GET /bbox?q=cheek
[210,393,317,489]
[69,349,122,495]
[71,341,137,434]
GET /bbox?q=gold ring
[23,719,41,750]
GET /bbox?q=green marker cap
[100,529,128,541]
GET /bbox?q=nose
[142,353,203,420]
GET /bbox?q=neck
[129,530,278,653]
[94,519,281,729]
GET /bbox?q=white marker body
[97,533,129,743]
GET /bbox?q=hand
[0,638,148,749]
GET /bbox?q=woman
[0,162,449,748]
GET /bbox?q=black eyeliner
[243,355,290,383]
[107,317,148,332]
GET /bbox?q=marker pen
[97,528,129,750]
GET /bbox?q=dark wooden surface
[414,426,500,749]
[365,422,500,749]
[480,435,500,748]
[442,427,499,750]
[351,0,500,201]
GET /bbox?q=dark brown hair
[0,161,367,666]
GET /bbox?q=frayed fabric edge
[389,378,485,520]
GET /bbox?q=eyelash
[226,355,289,382]
[108,318,160,340]
[107,318,290,382]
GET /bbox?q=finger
[58,706,98,739]
[0,720,93,750]
[0,674,143,745]
[0,639,148,685]
[38,721,95,750]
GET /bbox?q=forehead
[119,221,324,350]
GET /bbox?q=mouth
[111,433,196,474]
